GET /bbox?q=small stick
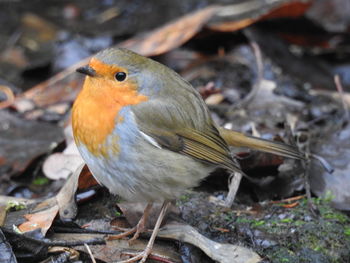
[334,74,349,120]
[231,41,263,109]
[225,172,243,207]
[84,243,97,263]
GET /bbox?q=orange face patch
[89,57,127,80]
[72,58,148,157]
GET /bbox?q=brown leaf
[18,205,58,235]
[15,73,85,109]
[13,1,309,111]
[75,237,181,263]
[261,1,313,19]
[13,6,217,110]
[208,0,312,32]
[77,165,99,190]
[121,6,218,56]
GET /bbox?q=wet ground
[1,0,350,262]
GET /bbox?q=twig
[224,172,243,207]
[334,74,349,121]
[270,195,306,204]
[84,243,97,263]
[309,153,334,174]
[231,41,263,110]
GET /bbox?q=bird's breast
[72,77,148,158]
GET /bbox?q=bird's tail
[219,127,304,160]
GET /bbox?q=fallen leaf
[14,1,305,110]
[122,6,218,56]
[77,165,98,190]
[43,153,84,180]
[18,205,58,235]
[158,223,261,263]
[12,165,83,235]
[310,121,350,210]
[0,111,63,175]
[208,0,312,32]
[56,164,83,220]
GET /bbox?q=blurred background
[0,0,350,262]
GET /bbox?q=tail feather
[219,127,305,160]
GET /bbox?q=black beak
[76,65,96,77]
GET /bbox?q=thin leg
[129,203,153,243]
[109,203,153,240]
[225,172,243,207]
[119,201,171,263]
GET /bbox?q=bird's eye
[114,72,127,81]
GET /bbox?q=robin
[72,48,303,262]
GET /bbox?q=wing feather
[132,96,242,173]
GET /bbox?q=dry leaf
[121,6,218,56]
[43,153,84,180]
[18,205,58,235]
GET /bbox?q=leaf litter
[1,0,350,262]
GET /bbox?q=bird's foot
[109,221,147,242]
[119,247,152,263]
[108,226,138,240]
[109,203,152,242]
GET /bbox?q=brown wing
[131,98,242,173]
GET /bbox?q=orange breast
[72,76,148,157]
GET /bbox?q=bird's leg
[110,203,153,240]
[119,201,171,263]
[129,202,153,243]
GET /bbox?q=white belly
[76,108,214,202]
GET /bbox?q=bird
[72,47,304,262]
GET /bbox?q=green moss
[176,193,192,205]
[235,217,252,224]
[252,220,265,227]
[294,220,306,226]
[6,200,26,211]
[177,191,350,262]
[344,227,350,236]
[244,197,350,262]
[281,258,290,262]
[280,218,293,223]
[323,211,349,223]
[270,247,296,263]
[32,176,49,185]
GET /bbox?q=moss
[6,200,27,211]
[241,197,350,262]
[280,218,293,223]
[176,193,192,205]
[344,227,350,236]
[32,176,50,185]
[269,247,296,263]
[294,220,306,226]
[323,211,349,223]
[177,191,350,263]
[252,220,265,227]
